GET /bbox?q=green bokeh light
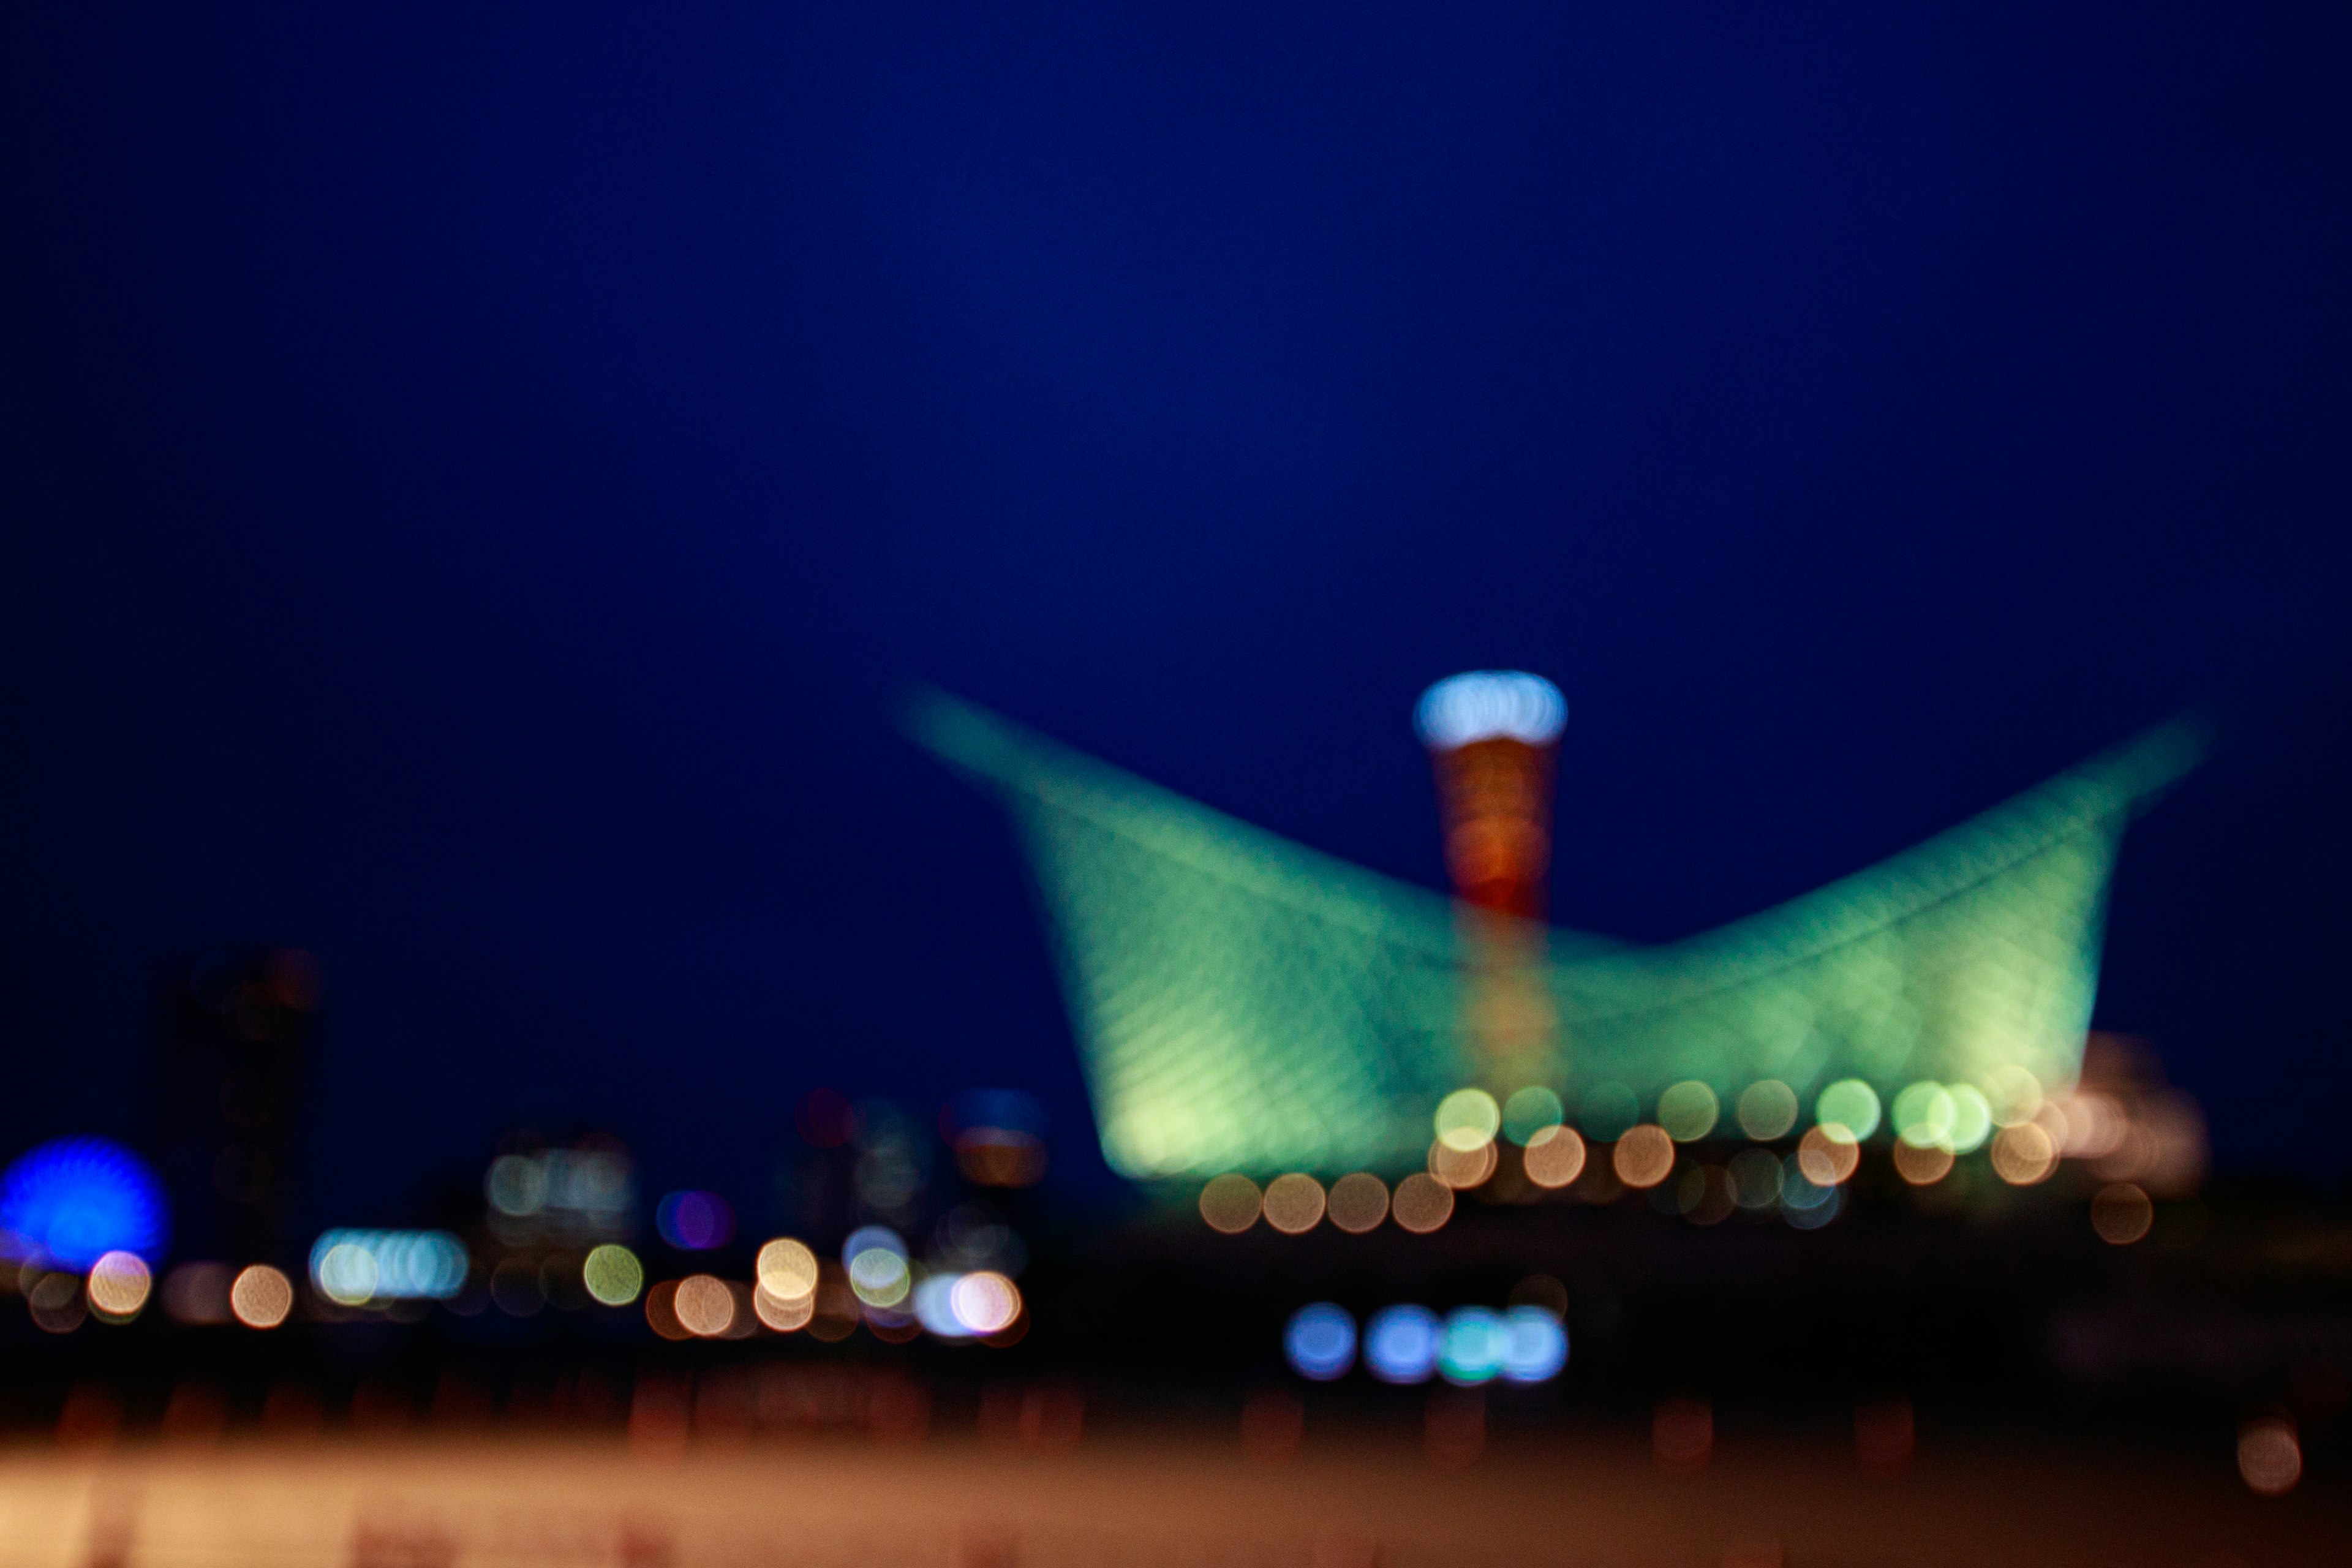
[1736,1080,1800,1140]
[910,693,2203,1179]
[1501,1087,1565,1145]
[1947,1085,1994,1152]
[1434,1088,1502,1151]
[1817,1079,1883,1140]
[1657,1081,1721,1142]
[582,1244,643,1307]
[1892,1081,1956,1147]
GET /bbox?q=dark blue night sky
[4,6,2347,1236]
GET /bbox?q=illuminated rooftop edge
[908,690,2207,1181]
[1414,671,1567,748]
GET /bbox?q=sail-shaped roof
[913,693,2203,1181]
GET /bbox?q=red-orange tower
[1415,671,1566,917]
[1415,672,1567,1082]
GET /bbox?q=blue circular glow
[841,1223,908,1263]
[1439,1306,1506,1385]
[1364,1305,1442,1385]
[913,1272,969,1339]
[655,1190,734,1251]
[1781,1156,1834,1211]
[1786,1183,1842,1229]
[308,1229,469,1302]
[1501,1306,1569,1383]
[1283,1303,1357,1381]
[0,1137,167,1268]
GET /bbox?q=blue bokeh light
[1501,1305,1569,1383]
[1439,1306,1505,1385]
[1365,1304,1441,1384]
[654,1189,734,1250]
[0,1137,167,1268]
[1283,1302,1357,1381]
[309,1229,469,1302]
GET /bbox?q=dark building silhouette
[146,947,318,1267]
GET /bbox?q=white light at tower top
[1414,671,1566,749]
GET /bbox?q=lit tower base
[1414,672,1568,1093]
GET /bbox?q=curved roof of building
[912,692,2206,1181]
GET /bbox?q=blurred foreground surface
[0,1425,2341,1568]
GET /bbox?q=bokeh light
[913,1273,966,1339]
[1781,1159,1839,1226]
[230,1264,293,1329]
[1736,1080,1800,1140]
[85,1250,151,1322]
[1991,1123,2059,1185]
[312,1241,376,1306]
[1892,1140,1954,1185]
[1389,1174,1454,1234]
[1433,1088,1501,1152]
[1791,1187,1843,1228]
[0,1137,167,1269]
[1796,1125,1861,1186]
[1326,1173,1389,1232]
[28,1272,84,1334]
[673,1274,735,1338]
[1283,1303,1357,1381]
[484,1154,546,1217]
[1501,1087,1564,1145]
[809,1270,859,1341]
[1501,1305,1568,1383]
[308,1230,467,1304]
[756,1237,820,1300]
[2090,1183,2154,1245]
[1522,1125,1586,1188]
[1985,1065,2045,1128]
[644,1279,687,1340]
[1676,1164,1735,1225]
[1946,1085,1994,1152]
[1657,1081,1720,1142]
[1611,1125,1675,1188]
[1428,1137,1498,1189]
[1199,1175,1262,1234]
[1729,1147,1782,1208]
[1364,1305,1441,1384]
[1262,1174,1327,1234]
[951,1270,1022,1336]
[2238,1417,2301,1495]
[582,1243,643,1306]
[844,1226,911,1308]
[482,1144,635,1246]
[162,1262,233,1325]
[2053,1093,2126,1160]
[1438,1307,1504,1385]
[654,1191,734,1251]
[1815,1079,1882,1140]
[755,1283,816,1332]
[1891,1082,1957,1148]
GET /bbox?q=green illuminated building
[913,693,2201,1182]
